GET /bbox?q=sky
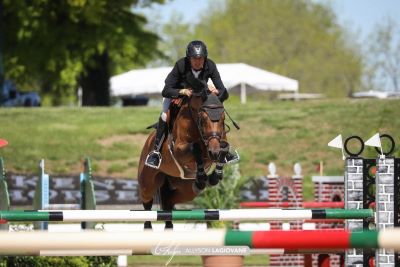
[139,0,400,91]
[139,0,400,40]
[326,0,400,38]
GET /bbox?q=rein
[224,109,240,130]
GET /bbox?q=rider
[145,40,238,169]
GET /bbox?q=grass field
[0,97,399,266]
[0,97,399,200]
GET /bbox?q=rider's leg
[145,98,170,169]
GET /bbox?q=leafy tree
[2,0,163,105]
[145,11,195,67]
[191,0,363,97]
[0,0,3,84]
[365,18,400,92]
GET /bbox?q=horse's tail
[151,176,173,211]
[153,186,162,209]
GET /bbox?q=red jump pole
[303,202,344,209]
[252,230,351,249]
[0,139,8,148]
[240,201,345,209]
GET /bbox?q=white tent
[352,90,400,99]
[110,63,299,103]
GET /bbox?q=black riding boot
[145,118,167,169]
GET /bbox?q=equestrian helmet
[186,40,208,58]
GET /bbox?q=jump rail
[0,208,373,222]
[240,202,345,209]
[0,229,397,256]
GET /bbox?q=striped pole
[240,202,345,209]
[25,248,347,256]
[0,229,398,255]
[0,209,373,222]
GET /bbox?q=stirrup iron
[145,151,162,169]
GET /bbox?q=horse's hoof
[144,221,152,229]
[196,171,208,182]
[165,221,173,229]
[192,181,205,194]
[208,172,220,186]
[196,179,206,190]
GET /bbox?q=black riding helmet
[186,40,208,58]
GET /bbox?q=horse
[138,81,230,229]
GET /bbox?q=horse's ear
[199,80,208,100]
[186,75,208,92]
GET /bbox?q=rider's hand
[208,84,219,95]
[179,88,192,97]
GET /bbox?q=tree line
[1,0,162,106]
[1,0,399,106]
[156,0,400,96]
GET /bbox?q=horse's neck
[172,103,198,141]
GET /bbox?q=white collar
[191,69,201,78]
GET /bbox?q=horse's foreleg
[208,141,230,186]
[139,168,166,230]
[191,142,207,193]
[143,199,153,229]
[208,162,224,186]
[160,178,174,230]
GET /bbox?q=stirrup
[145,151,162,169]
[225,149,240,164]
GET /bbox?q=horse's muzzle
[208,140,229,161]
[208,148,220,161]
[218,141,230,161]
[207,137,221,161]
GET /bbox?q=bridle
[188,96,225,147]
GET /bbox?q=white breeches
[160,98,171,122]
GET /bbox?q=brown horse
[138,87,230,229]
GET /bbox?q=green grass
[0,106,159,177]
[0,98,399,200]
[127,254,269,266]
[0,98,398,265]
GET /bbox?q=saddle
[146,97,185,133]
[167,98,185,134]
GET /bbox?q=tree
[192,0,363,97]
[2,0,163,105]
[0,0,4,86]
[365,18,400,92]
[145,11,195,67]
